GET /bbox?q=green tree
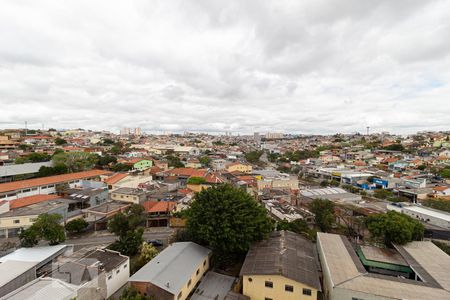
[52,151,98,173]
[20,213,66,247]
[440,168,450,178]
[108,204,146,256]
[15,152,51,164]
[37,165,68,177]
[309,199,335,232]
[244,150,263,164]
[199,156,211,167]
[138,242,159,266]
[65,218,89,234]
[373,189,393,199]
[186,184,273,255]
[19,227,39,247]
[365,211,424,246]
[276,219,316,240]
[54,137,67,145]
[187,177,206,185]
[384,144,404,151]
[165,155,184,168]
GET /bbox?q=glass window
[285,285,294,292]
[13,220,20,224]
[303,288,312,296]
[265,281,273,288]
[188,279,192,287]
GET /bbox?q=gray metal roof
[0,162,52,177]
[240,231,321,291]
[0,260,36,288]
[191,271,236,300]
[129,242,211,295]
[2,278,78,300]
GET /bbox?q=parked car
[147,239,164,247]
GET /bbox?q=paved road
[66,228,175,250]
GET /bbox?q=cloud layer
[1,0,449,134]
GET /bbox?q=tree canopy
[244,150,264,164]
[52,151,98,173]
[20,213,66,247]
[365,211,424,246]
[186,184,273,255]
[65,218,89,234]
[108,204,146,256]
[309,199,335,232]
[15,152,51,164]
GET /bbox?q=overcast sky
[1,0,449,135]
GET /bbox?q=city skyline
[1,1,450,134]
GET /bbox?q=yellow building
[226,162,253,174]
[129,242,211,300]
[240,231,321,300]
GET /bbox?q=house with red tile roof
[143,201,177,227]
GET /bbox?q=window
[108,275,112,280]
[124,264,127,269]
[265,281,273,288]
[203,259,207,266]
[248,277,252,282]
[196,269,199,275]
[188,279,192,287]
[352,298,365,300]
[13,220,20,224]
[116,269,120,274]
[264,298,273,300]
[303,288,312,296]
[22,189,31,193]
[285,285,294,292]
[178,292,182,299]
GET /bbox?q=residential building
[2,278,78,300]
[225,162,252,174]
[316,232,450,300]
[110,187,147,204]
[240,231,321,300]
[0,245,73,297]
[0,199,70,238]
[129,242,211,300]
[51,249,129,299]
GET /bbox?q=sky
[1,0,450,135]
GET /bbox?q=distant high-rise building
[265,132,283,139]
[120,127,130,136]
[254,132,261,144]
[134,127,142,136]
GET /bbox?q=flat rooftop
[360,245,408,266]
[404,205,450,222]
[191,271,236,300]
[0,199,69,218]
[84,201,130,214]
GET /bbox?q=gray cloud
[0,0,449,134]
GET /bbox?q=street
[66,228,176,251]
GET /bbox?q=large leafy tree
[309,199,335,232]
[186,184,273,255]
[19,213,66,247]
[365,211,424,246]
[65,218,89,234]
[52,151,98,173]
[108,204,146,256]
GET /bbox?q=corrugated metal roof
[129,242,211,295]
[2,278,78,300]
[240,231,321,291]
[0,162,52,177]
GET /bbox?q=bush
[65,219,89,234]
